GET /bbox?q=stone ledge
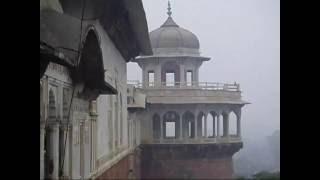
[140,142,243,160]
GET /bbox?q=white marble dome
[149,16,200,56]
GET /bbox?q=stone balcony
[143,135,241,145]
[127,81,247,105]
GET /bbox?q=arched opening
[163,111,179,138]
[75,29,114,98]
[209,111,217,138]
[161,61,180,86]
[152,114,161,139]
[148,70,155,87]
[197,112,205,138]
[229,111,237,136]
[182,111,195,139]
[186,70,193,86]
[207,113,214,137]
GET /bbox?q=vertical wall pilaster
[40,122,46,179]
[217,115,220,138]
[52,122,60,179]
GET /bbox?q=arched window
[182,111,195,138]
[186,70,193,86]
[163,111,179,138]
[197,112,205,138]
[161,61,180,86]
[148,71,155,87]
[222,112,229,137]
[77,29,104,92]
[207,113,214,137]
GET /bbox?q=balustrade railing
[150,135,241,144]
[127,80,240,92]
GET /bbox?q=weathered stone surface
[97,150,141,180]
[140,143,241,179]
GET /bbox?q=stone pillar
[194,115,198,140]
[142,64,148,87]
[52,122,60,179]
[223,113,229,137]
[155,62,161,87]
[237,111,241,137]
[160,118,163,141]
[180,64,185,86]
[217,115,220,138]
[60,124,70,178]
[91,116,98,172]
[40,122,46,179]
[179,114,183,140]
[204,114,207,138]
[194,67,199,82]
[212,115,216,138]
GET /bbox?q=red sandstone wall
[141,157,234,179]
[97,150,141,180]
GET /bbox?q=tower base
[140,143,242,179]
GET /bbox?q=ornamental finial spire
[167,1,172,17]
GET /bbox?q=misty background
[127,0,280,177]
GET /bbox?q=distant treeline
[237,171,280,180]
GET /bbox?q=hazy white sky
[127,0,280,139]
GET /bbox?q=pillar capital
[47,121,60,131]
[60,123,71,131]
[40,121,46,129]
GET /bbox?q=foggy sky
[127,0,280,140]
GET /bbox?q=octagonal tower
[128,2,249,179]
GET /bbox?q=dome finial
[167,1,172,17]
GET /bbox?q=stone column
[194,67,199,83]
[204,114,207,138]
[51,122,60,179]
[40,121,46,179]
[90,101,98,172]
[142,64,148,88]
[212,115,216,138]
[194,115,198,140]
[155,62,161,87]
[217,115,220,138]
[180,63,185,86]
[237,111,241,137]
[91,113,98,172]
[223,113,229,138]
[160,118,163,142]
[60,123,70,178]
[179,114,183,140]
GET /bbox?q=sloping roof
[57,0,152,60]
